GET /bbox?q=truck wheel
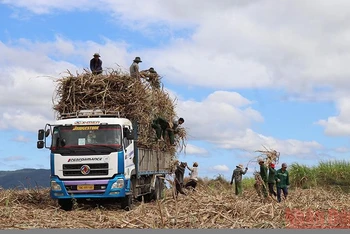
[121,180,133,211]
[154,177,161,200]
[121,195,133,211]
[158,178,165,199]
[58,199,73,211]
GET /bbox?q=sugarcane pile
[52,69,187,154]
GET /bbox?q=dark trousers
[185,180,197,189]
[175,181,186,197]
[277,187,288,202]
[92,70,102,75]
[151,117,175,145]
[268,182,277,196]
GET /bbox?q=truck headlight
[111,179,124,189]
[51,181,62,191]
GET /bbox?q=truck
[36,109,174,211]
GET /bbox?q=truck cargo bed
[137,148,173,175]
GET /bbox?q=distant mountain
[0,168,50,189]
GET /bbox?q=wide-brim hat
[193,162,198,167]
[237,164,244,169]
[134,56,142,62]
[149,67,156,73]
[93,53,101,57]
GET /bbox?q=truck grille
[62,163,109,176]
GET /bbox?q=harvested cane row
[52,70,187,154]
[1,183,350,229]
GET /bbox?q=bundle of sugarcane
[255,145,280,166]
[52,69,187,155]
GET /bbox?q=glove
[245,167,248,170]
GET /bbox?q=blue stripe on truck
[50,152,54,175]
[118,151,124,174]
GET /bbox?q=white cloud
[11,135,31,143]
[0,37,131,132]
[208,164,229,173]
[173,91,323,156]
[185,144,208,156]
[218,129,323,156]
[4,1,350,92]
[316,97,350,136]
[333,147,350,153]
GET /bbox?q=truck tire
[121,194,133,211]
[121,180,133,211]
[58,199,73,211]
[154,177,161,200]
[158,177,165,199]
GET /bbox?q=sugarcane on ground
[0,183,349,229]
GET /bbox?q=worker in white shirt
[185,162,199,189]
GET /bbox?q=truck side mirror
[45,129,50,137]
[37,140,44,149]
[125,129,134,140]
[38,129,45,140]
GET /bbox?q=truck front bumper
[49,175,130,199]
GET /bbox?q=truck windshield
[51,124,122,155]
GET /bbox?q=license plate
[77,184,94,190]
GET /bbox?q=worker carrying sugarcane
[258,158,268,198]
[230,164,248,196]
[140,67,161,89]
[174,161,187,198]
[151,116,184,146]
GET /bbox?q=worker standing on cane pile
[130,56,145,80]
[230,164,248,196]
[258,158,268,199]
[90,53,103,75]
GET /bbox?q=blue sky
[1,0,350,181]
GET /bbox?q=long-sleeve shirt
[268,167,276,183]
[275,169,290,188]
[260,164,268,182]
[129,62,140,78]
[231,167,247,183]
[90,58,102,72]
[187,167,198,181]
